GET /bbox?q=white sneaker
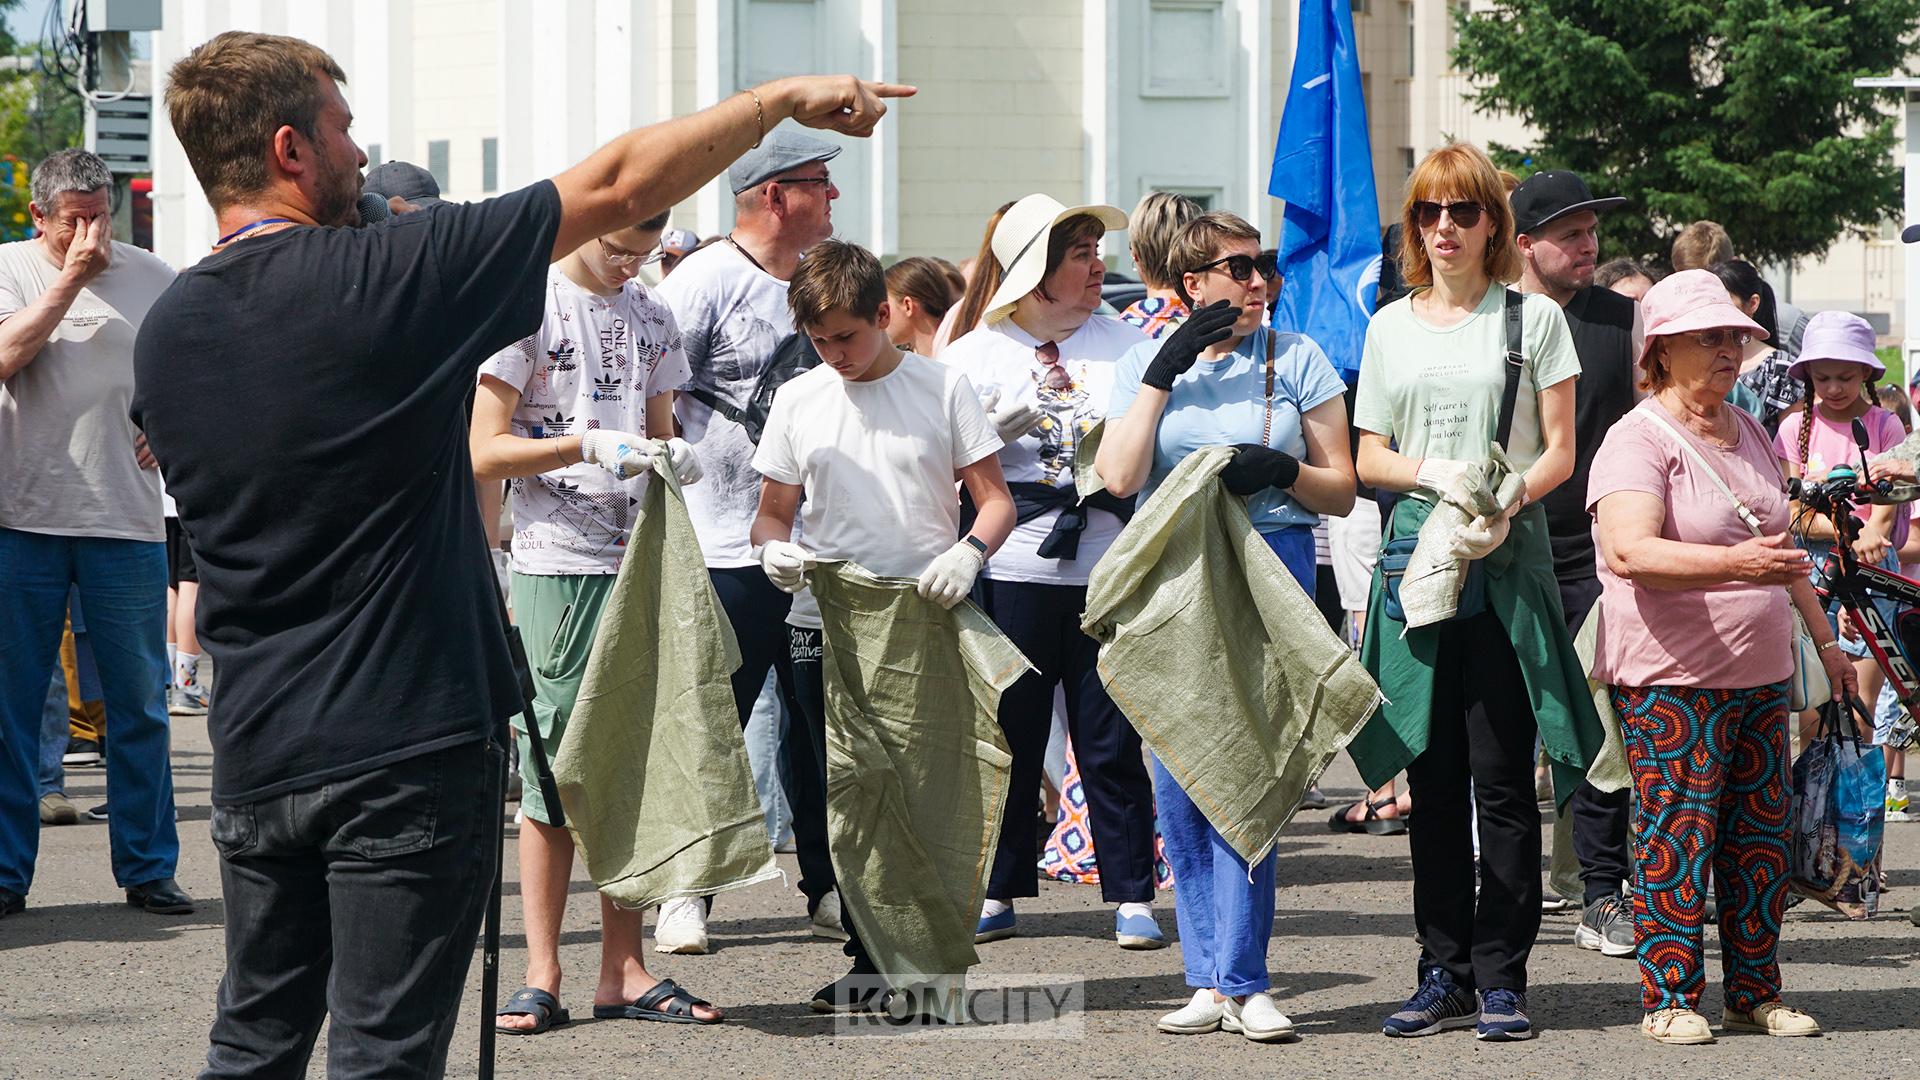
[810,890,849,941]
[1158,989,1223,1035]
[1221,993,1295,1042]
[654,896,709,954]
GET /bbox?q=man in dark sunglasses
[1509,168,1639,954]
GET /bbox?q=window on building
[427,140,450,193]
[367,143,382,167]
[1351,0,1370,13]
[482,138,498,193]
[1403,2,1416,77]
[1143,0,1230,97]
[1401,147,1417,175]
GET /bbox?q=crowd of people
[2,27,1916,1078]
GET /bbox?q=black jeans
[978,578,1155,903]
[1557,573,1631,903]
[708,568,832,916]
[1406,610,1542,993]
[787,624,874,972]
[201,737,501,1080]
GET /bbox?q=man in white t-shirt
[0,149,187,919]
[472,209,714,1033]
[750,240,1014,1012]
[655,126,844,946]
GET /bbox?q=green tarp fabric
[807,561,1029,1018]
[1078,445,1383,867]
[550,449,781,910]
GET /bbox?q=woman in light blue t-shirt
[1096,211,1356,1043]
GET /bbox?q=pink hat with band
[1637,268,1768,367]
[1786,310,1883,380]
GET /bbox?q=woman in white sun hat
[939,194,1169,955]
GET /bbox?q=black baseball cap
[1902,224,1920,244]
[363,161,446,209]
[1510,170,1626,236]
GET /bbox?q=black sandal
[495,987,570,1035]
[1328,797,1408,835]
[592,978,723,1024]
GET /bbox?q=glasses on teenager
[1684,329,1753,350]
[1413,200,1485,229]
[1188,251,1278,284]
[598,238,664,267]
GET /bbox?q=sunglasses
[1413,200,1485,229]
[1189,251,1279,284]
[773,175,833,189]
[598,238,664,267]
[1683,329,1753,350]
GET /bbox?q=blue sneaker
[1476,988,1534,1041]
[1381,966,1477,1037]
[1113,908,1166,950]
[975,907,1016,943]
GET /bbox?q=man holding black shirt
[130,30,906,1078]
[1510,170,1642,960]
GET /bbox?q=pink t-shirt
[1586,399,1793,689]
[1772,405,1909,548]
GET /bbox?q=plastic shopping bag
[1789,698,1886,919]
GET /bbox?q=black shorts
[166,517,198,587]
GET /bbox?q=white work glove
[1415,457,1471,495]
[758,540,812,594]
[917,541,984,609]
[1448,513,1512,561]
[980,388,1044,447]
[663,437,703,486]
[579,429,654,480]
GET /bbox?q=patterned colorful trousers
[1612,682,1791,1013]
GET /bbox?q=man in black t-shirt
[131,30,906,1077]
[1512,170,1641,962]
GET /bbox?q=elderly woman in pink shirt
[1586,270,1855,1046]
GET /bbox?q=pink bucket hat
[1637,268,1768,368]
[1786,310,1883,380]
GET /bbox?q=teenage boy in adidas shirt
[749,239,1015,1011]
[470,209,717,1032]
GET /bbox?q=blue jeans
[0,528,179,893]
[39,666,68,797]
[1151,524,1314,996]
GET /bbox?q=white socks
[175,651,201,689]
[981,898,1011,918]
[1117,902,1153,920]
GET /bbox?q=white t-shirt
[751,352,1003,628]
[478,267,691,575]
[940,314,1143,584]
[655,241,794,568]
[0,240,173,541]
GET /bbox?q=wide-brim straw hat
[982,193,1127,323]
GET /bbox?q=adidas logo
[591,374,623,402]
[541,410,573,436]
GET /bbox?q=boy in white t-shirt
[749,239,1015,1012]
[471,210,717,1033]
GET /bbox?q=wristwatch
[962,535,988,556]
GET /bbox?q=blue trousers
[0,528,179,893]
[1152,524,1314,996]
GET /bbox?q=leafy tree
[1453,0,1920,268]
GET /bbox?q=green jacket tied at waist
[807,561,1029,1017]
[550,451,780,910]
[1080,445,1382,866]
[1351,495,1604,806]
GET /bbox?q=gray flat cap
[364,161,445,207]
[727,127,841,195]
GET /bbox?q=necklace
[214,217,294,247]
[725,234,772,277]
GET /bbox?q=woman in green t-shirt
[1349,142,1598,1043]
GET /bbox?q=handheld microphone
[356,191,391,226]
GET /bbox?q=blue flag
[1268,0,1382,379]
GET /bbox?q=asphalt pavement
[4,714,1918,1079]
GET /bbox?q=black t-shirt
[1541,285,1638,580]
[130,182,562,805]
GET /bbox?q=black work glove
[1140,299,1239,391]
[1220,443,1301,496]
